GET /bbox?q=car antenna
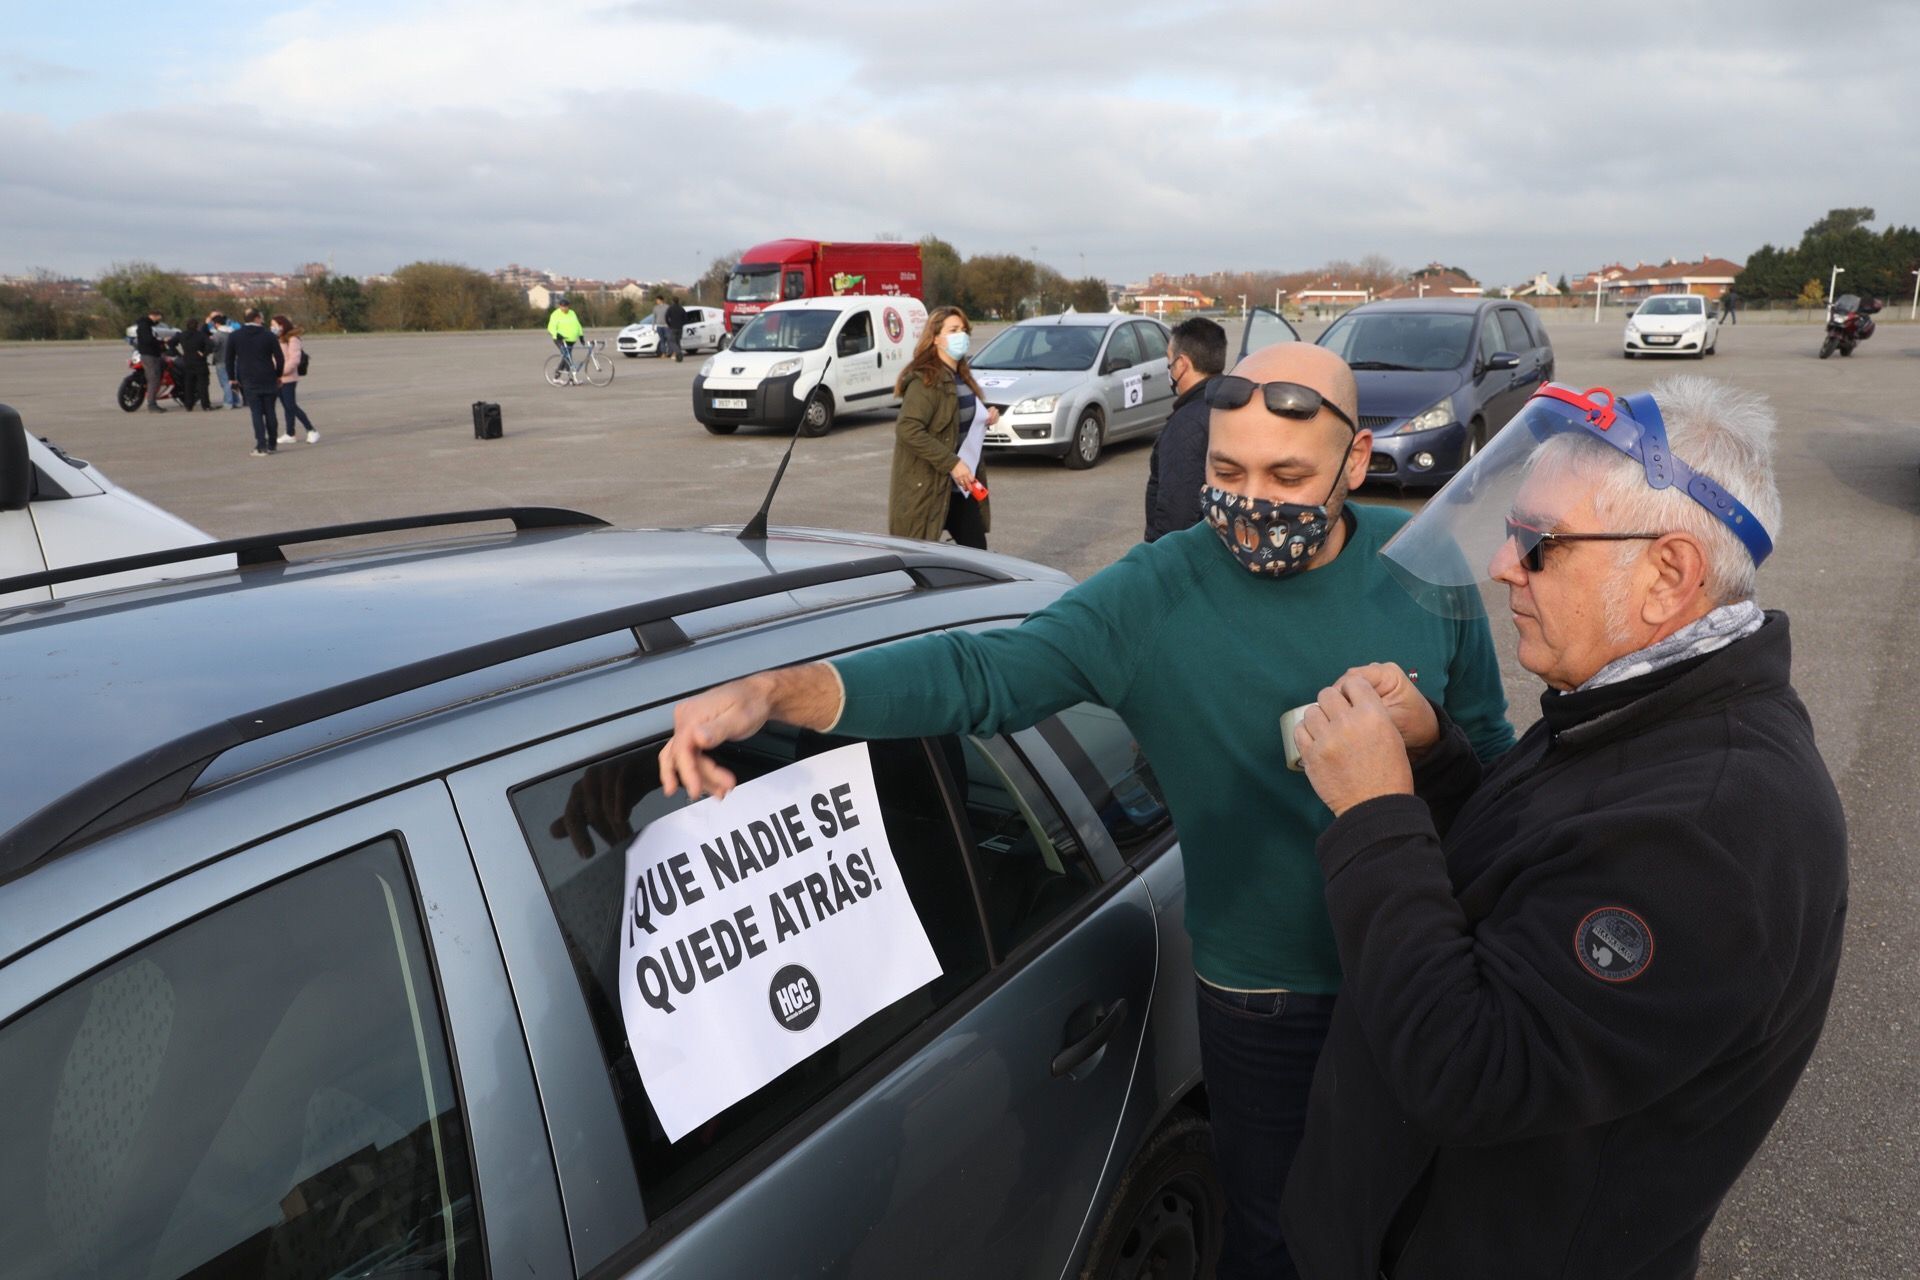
[739,356,834,541]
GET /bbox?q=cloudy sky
[2,1,1913,287]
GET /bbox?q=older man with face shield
[657,341,1515,1278]
[1282,377,1847,1278]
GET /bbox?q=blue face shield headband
[1529,384,1773,567]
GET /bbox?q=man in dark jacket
[1286,376,1846,1278]
[225,308,285,456]
[175,317,212,411]
[1144,317,1225,541]
[134,310,170,412]
[664,297,689,363]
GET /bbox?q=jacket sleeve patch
[1575,907,1654,982]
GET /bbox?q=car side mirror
[0,404,31,512]
[1487,352,1520,371]
[1102,354,1130,375]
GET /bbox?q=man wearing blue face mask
[660,340,1514,1279]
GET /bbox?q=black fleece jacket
[1143,377,1212,542]
[1281,612,1848,1279]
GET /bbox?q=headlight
[699,357,715,376]
[1010,394,1059,415]
[767,359,801,378]
[1399,400,1453,433]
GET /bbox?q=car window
[0,837,481,1280]
[1103,324,1141,371]
[971,324,1104,372]
[783,271,807,300]
[1477,314,1504,364]
[950,734,1099,955]
[508,728,990,1220]
[1497,309,1533,353]
[1037,704,1172,861]
[1129,322,1169,364]
[1525,309,1552,348]
[1320,312,1470,371]
[837,310,875,356]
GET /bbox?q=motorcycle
[1819,293,1881,359]
[118,349,187,412]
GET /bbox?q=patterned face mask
[1201,472,1344,577]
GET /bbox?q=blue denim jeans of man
[215,361,240,406]
[1194,979,1337,1280]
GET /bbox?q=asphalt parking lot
[3,314,1917,1276]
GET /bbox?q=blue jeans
[1194,979,1336,1280]
[215,361,240,406]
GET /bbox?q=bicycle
[545,338,615,388]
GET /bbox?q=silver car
[0,511,1222,1280]
[971,314,1179,469]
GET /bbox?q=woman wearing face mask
[888,307,999,548]
[272,315,319,445]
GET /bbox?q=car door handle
[875,351,882,369]
[1051,998,1129,1078]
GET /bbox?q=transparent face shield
[1379,385,1775,620]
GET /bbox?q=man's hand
[659,663,844,801]
[549,757,650,858]
[1293,672,1415,817]
[1343,662,1440,760]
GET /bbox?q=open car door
[1238,306,1301,360]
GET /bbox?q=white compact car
[618,306,727,358]
[0,405,234,610]
[1623,295,1719,359]
[692,296,928,437]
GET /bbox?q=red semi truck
[723,240,923,334]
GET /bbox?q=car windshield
[1638,297,1704,316]
[1318,312,1473,372]
[730,309,839,352]
[971,324,1104,371]
[727,266,781,303]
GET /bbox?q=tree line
[1734,208,1920,304]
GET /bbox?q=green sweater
[830,504,1514,992]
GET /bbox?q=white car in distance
[617,305,728,358]
[1623,294,1719,359]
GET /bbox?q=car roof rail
[0,507,608,598]
[0,548,1014,878]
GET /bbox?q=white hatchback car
[1623,294,1719,359]
[618,306,727,358]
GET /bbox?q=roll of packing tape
[1280,703,1315,773]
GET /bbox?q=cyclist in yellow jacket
[547,297,585,374]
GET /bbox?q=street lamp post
[1910,268,1918,321]
[1593,275,1603,324]
[1239,294,1247,317]
[1827,265,1845,319]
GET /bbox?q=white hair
[1537,376,1781,607]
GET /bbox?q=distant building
[1377,264,1483,301]
[1610,256,1744,301]
[1295,274,1371,308]
[1508,272,1561,298]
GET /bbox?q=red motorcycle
[1819,293,1881,359]
[118,350,186,411]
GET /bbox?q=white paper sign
[616,743,942,1142]
[1123,373,1144,408]
[976,374,1018,389]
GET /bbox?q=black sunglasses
[1202,376,1357,431]
[1504,517,1665,573]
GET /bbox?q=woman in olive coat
[888,306,997,547]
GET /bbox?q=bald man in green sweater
[661,342,1513,1278]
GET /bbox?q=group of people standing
[132,308,318,456]
[709,309,1844,1278]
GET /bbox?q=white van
[691,295,928,437]
[0,405,234,610]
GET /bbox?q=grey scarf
[1577,600,1765,691]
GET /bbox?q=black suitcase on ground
[472,401,502,439]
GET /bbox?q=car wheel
[1078,1110,1223,1280]
[1621,350,1635,359]
[1064,408,1104,470]
[623,353,638,359]
[702,420,739,435]
[1467,416,1487,462]
[797,387,834,437]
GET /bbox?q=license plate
[1646,335,1676,345]
[713,397,748,410]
